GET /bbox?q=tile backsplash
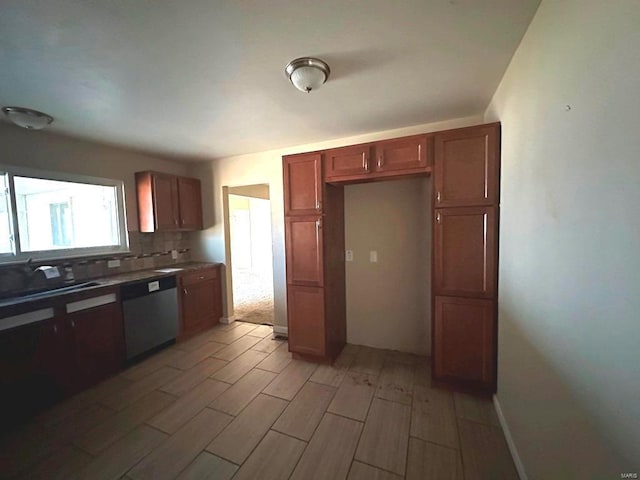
[0,231,192,296]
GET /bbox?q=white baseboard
[220,316,236,325]
[272,325,288,337]
[493,395,527,480]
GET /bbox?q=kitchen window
[0,166,128,263]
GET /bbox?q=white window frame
[0,164,129,264]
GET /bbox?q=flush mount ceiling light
[285,57,331,93]
[2,106,54,130]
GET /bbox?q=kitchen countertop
[0,262,221,320]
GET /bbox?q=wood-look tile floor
[0,322,518,480]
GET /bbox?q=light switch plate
[345,250,353,262]
[370,250,378,263]
[107,259,121,268]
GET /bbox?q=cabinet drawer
[181,267,218,286]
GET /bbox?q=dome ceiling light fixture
[285,57,331,93]
[2,106,54,130]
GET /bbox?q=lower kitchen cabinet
[68,301,125,390]
[0,290,126,428]
[0,317,66,428]
[433,296,496,390]
[287,285,326,357]
[179,266,222,340]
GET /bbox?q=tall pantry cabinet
[432,123,500,392]
[283,153,346,361]
[282,122,501,393]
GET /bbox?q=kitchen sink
[9,281,101,301]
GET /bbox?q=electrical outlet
[107,259,121,268]
[345,250,353,262]
[171,249,178,260]
[369,250,378,263]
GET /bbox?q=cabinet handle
[70,320,75,328]
[362,153,369,171]
[316,218,322,233]
[316,199,322,210]
[184,288,188,295]
[436,191,441,203]
[377,154,384,168]
[418,143,422,161]
[53,325,58,334]
[436,212,442,224]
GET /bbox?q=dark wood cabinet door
[177,177,203,230]
[434,124,499,207]
[0,318,69,427]
[287,285,325,356]
[152,173,179,230]
[285,215,324,286]
[434,206,497,298]
[433,296,495,387]
[324,144,372,181]
[35,318,73,394]
[180,267,221,339]
[68,302,125,390]
[283,153,323,215]
[373,135,429,174]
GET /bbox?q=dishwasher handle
[121,276,177,301]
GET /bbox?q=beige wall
[485,0,640,477]
[189,114,483,332]
[345,178,430,354]
[0,123,188,231]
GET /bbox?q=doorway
[227,185,274,325]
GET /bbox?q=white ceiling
[0,0,540,161]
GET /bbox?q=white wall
[0,123,188,231]
[345,178,430,354]
[485,1,640,477]
[189,114,483,330]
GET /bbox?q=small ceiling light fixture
[285,57,331,93]
[2,106,54,130]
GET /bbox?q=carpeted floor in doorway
[232,268,274,325]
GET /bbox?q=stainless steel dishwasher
[121,276,178,361]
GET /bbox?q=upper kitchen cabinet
[177,177,203,230]
[136,171,203,232]
[372,134,430,175]
[325,135,431,183]
[283,153,323,215]
[434,123,500,207]
[324,144,373,181]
